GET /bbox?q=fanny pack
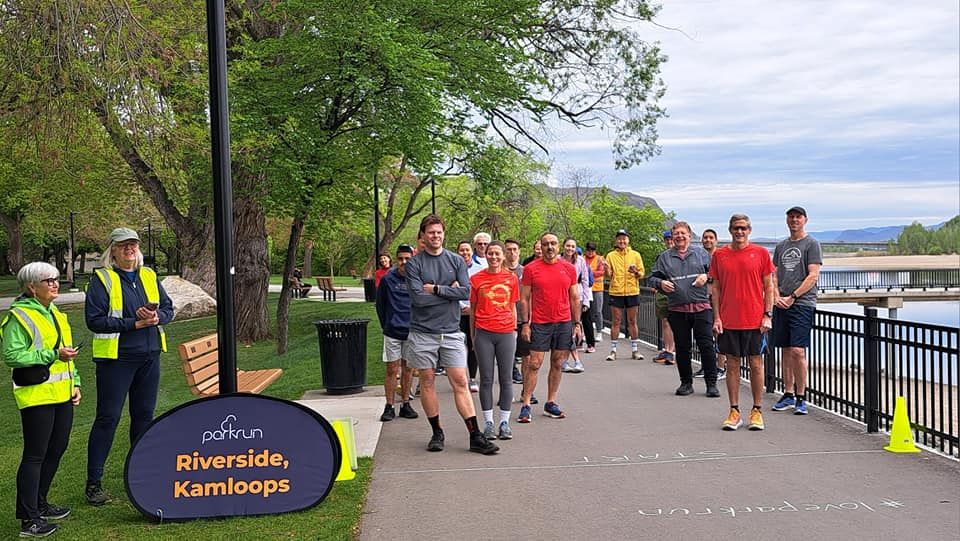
[11,309,62,387]
[12,364,50,386]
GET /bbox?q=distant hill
[544,185,663,212]
[757,222,947,243]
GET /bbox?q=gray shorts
[382,336,408,363]
[405,331,468,370]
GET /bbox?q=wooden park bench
[315,276,346,301]
[177,333,283,395]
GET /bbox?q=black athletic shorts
[717,329,766,357]
[529,321,574,352]
[609,295,640,309]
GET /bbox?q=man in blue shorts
[404,214,499,455]
[771,206,822,416]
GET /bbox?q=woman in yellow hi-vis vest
[83,228,173,506]
[2,262,81,538]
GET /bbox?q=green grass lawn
[0,295,383,540]
[268,275,364,288]
[0,275,19,297]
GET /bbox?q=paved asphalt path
[359,341,960,540]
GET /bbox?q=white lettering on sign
[201,414,264,445]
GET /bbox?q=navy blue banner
[124,393,341,521]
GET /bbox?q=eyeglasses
[40,278,59,287]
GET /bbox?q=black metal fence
[602,289,959,457]
[817,268,960,292]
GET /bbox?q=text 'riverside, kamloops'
[173,448,291,499]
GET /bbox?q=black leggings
[459,315,478,379]
[582,304,597,347]
[667,310,718,384]
[17,401,73,520]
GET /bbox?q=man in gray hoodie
[648,221,720,398]
[404,214,499,455]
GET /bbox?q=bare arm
[761,272,775,333]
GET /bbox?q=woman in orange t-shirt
[469,241,520,441]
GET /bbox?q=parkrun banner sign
[124,394,341,521]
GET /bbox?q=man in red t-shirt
[709,213,775,432]
[518,233,581,423]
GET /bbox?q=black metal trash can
[362,278,376,302]
[314,319,369,394]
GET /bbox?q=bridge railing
[817,268,960,292]
[604,290,959,457]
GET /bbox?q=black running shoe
[512,366,523,384]
[398,402,419,419]
[705,383,721,398]
[20,518,58,538]
[380,404,396,422]
[469,432,500,455]
[39,503,70,520]
[427,431,444,452]
[85,483,108,506]
[675,382,694,396]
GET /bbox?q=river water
[821,300,959,328]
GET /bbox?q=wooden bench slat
[178,333,281,396]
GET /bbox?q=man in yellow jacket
[604,229,645,361]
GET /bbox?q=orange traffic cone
[884,396,920,453]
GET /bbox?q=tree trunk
[0,211,24,274]
[233,187,271,343]
[276,217,305,354]
[303,239,314,277]
[176,225,216,293]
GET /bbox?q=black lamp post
[205,0,237,393]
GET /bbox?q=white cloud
[543,0,959,233]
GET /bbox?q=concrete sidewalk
[358,342,960,540]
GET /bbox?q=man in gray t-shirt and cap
[771,206,822,416]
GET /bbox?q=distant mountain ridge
[545,185,663,212]
[757,222,946,243]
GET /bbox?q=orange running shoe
[748,408,765,431]
[722,408,742,431]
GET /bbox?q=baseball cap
[615,229,629,237]
[109,227,140,244]
[584,242,597,251]
[662,230,673,239]
[786,206,807,217]
[396,244,414,255]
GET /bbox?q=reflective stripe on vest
[6,306,75,410]
[91,267,167,359]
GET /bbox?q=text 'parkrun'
[173,448,291,499]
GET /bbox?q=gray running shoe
[483,421,496,440]
[498,421,513,440]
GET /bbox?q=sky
[544,1,960,239]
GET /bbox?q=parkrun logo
[202,414,264,445]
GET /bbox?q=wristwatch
[763,311,773,318]
[432,284,439,295]
[790,292,798,300]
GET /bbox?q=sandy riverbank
[822,254,960,270]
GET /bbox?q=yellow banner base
[333,417,358,481]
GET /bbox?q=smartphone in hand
[143,302,158,311]
[70,341,84,352]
